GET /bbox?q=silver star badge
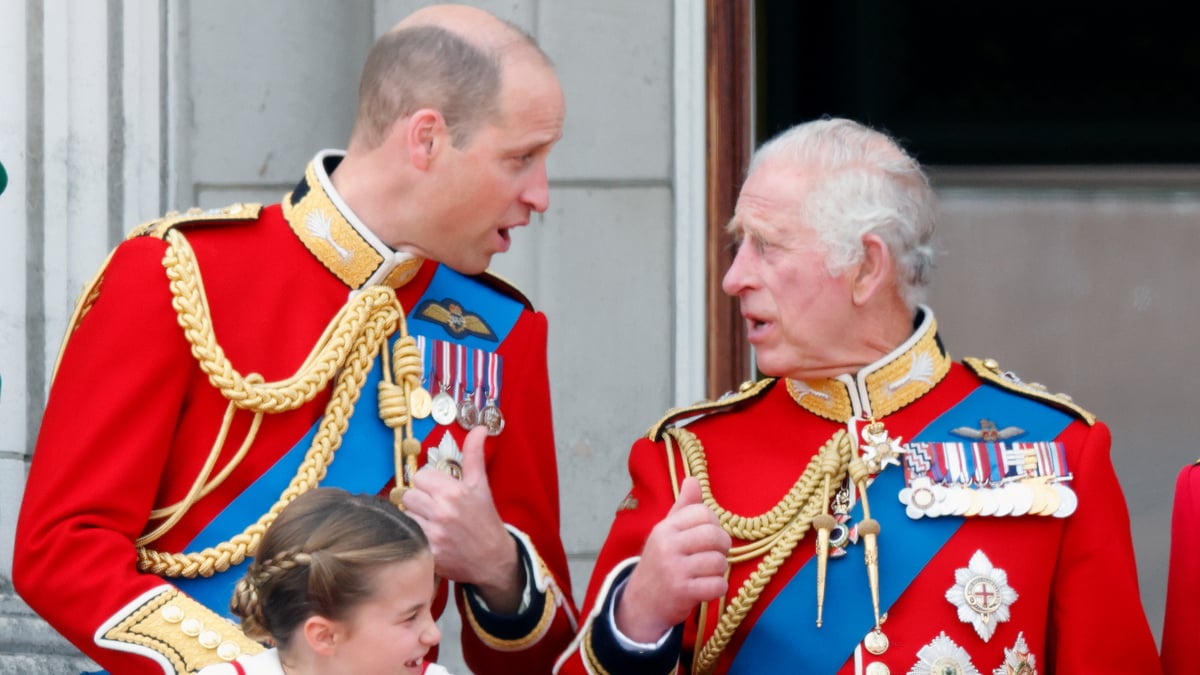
[908,631,981,675]
[992,631,1038,675]
[946,550,1018,642]
[426,430,464,479]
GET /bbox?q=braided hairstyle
[229,488,429,650]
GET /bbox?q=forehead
[732,161,810,235]
[489,59,564,139]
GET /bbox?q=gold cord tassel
[848,451,883,631]
[813,435,845,627]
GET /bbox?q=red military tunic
[1162,461,1200,675]
[14,152,577,674]
[557,310,1159,675]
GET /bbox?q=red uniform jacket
[1163,462,1200,675]
[14,153,577,674]
[557,310,1159,675]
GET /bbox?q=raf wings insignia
[950,419,1025,441]
[416,299,497,341]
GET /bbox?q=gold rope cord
[666,428,853,675]
[136,228,419,577]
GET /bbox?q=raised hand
[615,476,732,642]
[401,425,524,612]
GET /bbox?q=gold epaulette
[128,202,263,240]
[475,269,534,311]
[646,378,777,441]
[963,356,1096,426]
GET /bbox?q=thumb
[459,425,491,486]
[670,476,704,514]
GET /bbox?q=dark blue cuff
[586,565,684,674]
[460,534,547,640]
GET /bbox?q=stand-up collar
[281,150,423,290]
[785,306,951,422]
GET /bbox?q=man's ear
[404,109,447,171]
[302,615,341,657]
[851,232,895,306]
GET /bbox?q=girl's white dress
[197,648,453,675]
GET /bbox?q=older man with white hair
[557,118,1159,675]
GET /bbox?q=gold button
[198,630,220,649]
[161,605,184,623]
[217,641,242,662]
[983,358,999,370]
[180,617,202,637]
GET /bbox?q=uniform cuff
[585,566,682,673]
[461,529,556,650]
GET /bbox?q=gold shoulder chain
[668,427,853,674]
[135,228,406,577]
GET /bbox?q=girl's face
[328,552,441,675]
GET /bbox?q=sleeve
[1162,463,1200,675]
[554,435,689,675]
[12,238,261,674]
[1045,421,1162,673]
[455,310,580,672]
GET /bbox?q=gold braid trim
[669,428,853,675]
[135,228,408,577]
[100,588,264,674]
[462,576,558,652]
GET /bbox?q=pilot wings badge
[416,298,497,341]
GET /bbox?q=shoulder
[127,202,264,240]
[961,356,1096,426]
[645,378,777,441]
[472,269,535,311]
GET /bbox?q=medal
[480,351,505,436]
[861,420,905,473]
[864,626,889,655]
[430,341,457,425]
[1052,482,1078,517]
[456,345,480,429]
[409,335,432,419]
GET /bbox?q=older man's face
[722,161,861,381]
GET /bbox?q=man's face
[722,160,861,381]
[425,57,565,275]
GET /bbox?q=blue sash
[729,384,1073,674]
[174,266,522,615]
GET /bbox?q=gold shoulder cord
[665,427,854,675]
[135,228,423,577]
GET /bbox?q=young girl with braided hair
[199,488,451,675]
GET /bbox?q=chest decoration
[422,338,506,437]
[426,430,465,479]
[417,298,497,341]
[993,632,1038,675]
[898,438,1075,519]
[945,550,1018,642]
[909,631,981,675]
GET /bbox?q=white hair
[748,118,937,310]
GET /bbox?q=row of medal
[898,441,1076,519]
[406,337,506,436]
